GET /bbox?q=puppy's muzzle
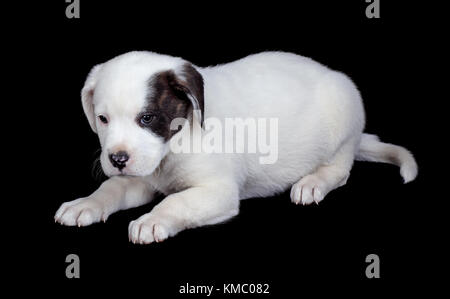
[109,151,129,170]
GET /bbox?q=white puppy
[55,51,418,244]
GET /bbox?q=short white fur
[55,51,418,244]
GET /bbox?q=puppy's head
[81,51,204,177]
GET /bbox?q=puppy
[55,51,418,244]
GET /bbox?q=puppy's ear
[81,64,103,133]
[173,63,204,126]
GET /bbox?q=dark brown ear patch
[175,64,204,121]
[139,64,204,141]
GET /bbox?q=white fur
[55,51,418,243]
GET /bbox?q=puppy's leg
[290,141,356,205]
[128,183,239,244]
[55,176,155,226]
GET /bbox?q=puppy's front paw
[55,198,105,226]
[128,213,171,245]
[290,174,327,205]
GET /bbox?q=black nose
[109,151,129,170]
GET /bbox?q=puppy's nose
[109,151,129,170]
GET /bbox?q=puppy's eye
[140,114,154,126]
[98,115,108,124]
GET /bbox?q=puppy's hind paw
[290,175,327,205]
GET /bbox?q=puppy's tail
[355,133,418,183]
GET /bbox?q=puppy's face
[81,52,203,177]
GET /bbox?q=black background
[11,0,440,296]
